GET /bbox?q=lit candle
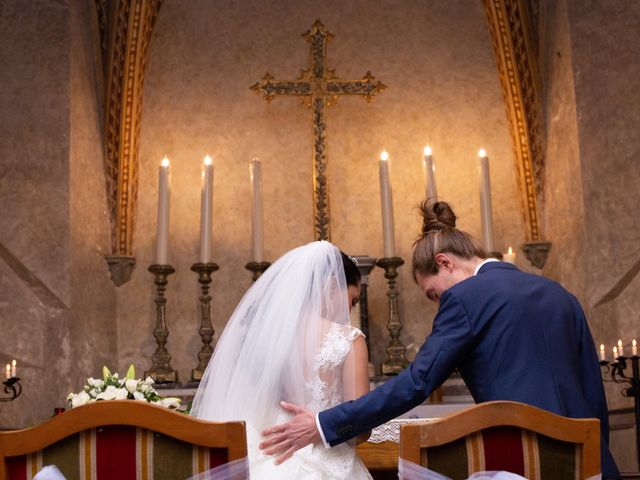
[613,346,619,359]
[422,146,438,199]
[504,246,516,264]
[633,339,638,356]
[379,150,396,258]
[478,149,495,253]
[250,157,264,262]
[155,156,171,265]
[199,155,214,263]
[599,344,606,362]
[618,339,624,357]
[5,364,9,379]
[11,359,16,378]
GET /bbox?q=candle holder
[244,261,271,282]
[145,264,179,385]
[377,256,408,375]
[601,355,640,469]
[1,377,22,403]
[190,262,219,382]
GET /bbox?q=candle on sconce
[422,146,438,199]
[618,339,624,357]
[250,157,264,262]
[504,246,516,264]
[5,364,9,380]
[599,344,606,362]
[478,148,495,253]
[633,339,638,356]
[155,156,171,265]
[199,155,214,263]
[11,359,16,378]
[613,346,619,359]
[379,150,396,258]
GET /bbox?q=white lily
[124,378,138,394]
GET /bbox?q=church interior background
[1,0,639,471]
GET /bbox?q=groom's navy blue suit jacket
[318,262,620,479]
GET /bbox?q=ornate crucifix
[251,20,385,240]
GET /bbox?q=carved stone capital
[104,255,136,286]
[522,241,552,269]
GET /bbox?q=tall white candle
[200,155,214,263]
[11,359,16,378]
[478,149,495,253]
[379,150,396,258]
[423,146,438,199]
[599,344,606,362]
[5,364,9,379]
[155,157,171,265]
[250,157,264,262]
[633,339,638,356]
[618,339,624,357]
[613,346,619,359]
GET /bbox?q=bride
[191,241,372,479]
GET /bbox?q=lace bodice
[304,323,365,412]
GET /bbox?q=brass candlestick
[377,256,408,375]
[145,264,179,384]
[190,262,219,382]
[244,261,271,281]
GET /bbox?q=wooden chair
[0,400,247,480]
[399,401,600,480]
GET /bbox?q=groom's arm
[261,291,473,462]
[319,291,473,446]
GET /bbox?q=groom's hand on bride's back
[259,401,321,464]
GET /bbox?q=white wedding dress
[248,323,372,479]
[190,241,372,480]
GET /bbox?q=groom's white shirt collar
[474,257,499,276]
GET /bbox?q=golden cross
[251,20,385,241]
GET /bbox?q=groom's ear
[434,253,453,272]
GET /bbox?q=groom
[260,201,620,479]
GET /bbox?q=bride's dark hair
[340,252,361,287]
[412,200,485,278]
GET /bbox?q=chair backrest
[0,401,247,480]
[399,401,600,480]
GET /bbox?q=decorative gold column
[483,0,552,267]
[97,0,164,284]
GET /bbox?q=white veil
[190,241,354,432]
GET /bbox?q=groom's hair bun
[420,200,456,235]
[412,200,486,278]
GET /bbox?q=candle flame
[252,156,260,163]
[11,359,16,367]
[508,246,513,255]
[161,156,170,167]
[600,344,605,351]
[204,155,213,165]
[618,339,623,347]
[380,150,389,161]
[424,146,432,156]
[613,346,618,355]
[478,148,487,158]
[633,339,637,347]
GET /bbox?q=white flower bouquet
[67,365,181,410]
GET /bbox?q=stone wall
[541,0,640,471]
[0,0,116,428]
